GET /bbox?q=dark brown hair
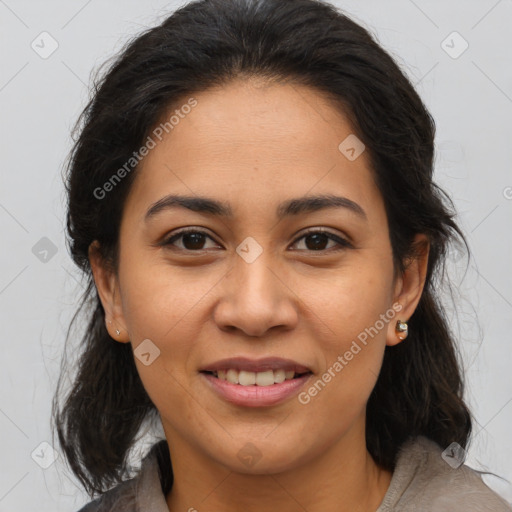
[53,0,472,497]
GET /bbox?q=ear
[386,234,429,347]
[88,240,130,343]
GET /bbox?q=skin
[89,77,429,512]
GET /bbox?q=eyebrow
[144,193,367,222]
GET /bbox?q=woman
[53,0,511,510]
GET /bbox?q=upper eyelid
[164,227,219,243]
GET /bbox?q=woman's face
[93,77,424,474]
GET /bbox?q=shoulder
[378,436,512,512]
[75,440,171,512]
[75,477,139,512]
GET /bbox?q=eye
[161,227,352,253]
[162,228,220,251]
[290,229,352,252]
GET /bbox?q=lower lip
[201,372,312,407]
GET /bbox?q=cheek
[298,301,390,431]
[117,259,219,407]
[297,257,394,405]
[121,268,205,416]
[119,254,215,343]
[296,254,394,344]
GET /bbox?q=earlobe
[386,312,410,347]
[88,241,130,343]
[386,234,429,346]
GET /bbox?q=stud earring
[395,320,408,340]
[107,319,121,336]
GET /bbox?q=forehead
[123,78,382,221]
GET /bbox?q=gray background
[0,0,511,510]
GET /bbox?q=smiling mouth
[201,369,312,386]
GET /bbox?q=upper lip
[200,357,312,374]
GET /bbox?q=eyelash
[161,227,352,253]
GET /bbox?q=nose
[213,251,299,338]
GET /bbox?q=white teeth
[255,370,274,386]
[273,369,286,383]
[239,370,256,385]
[226,369,239,384]
[213,368,303,385]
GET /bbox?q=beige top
[78,436,511,511]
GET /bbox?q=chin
[206,438,314,475]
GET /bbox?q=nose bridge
[214,241,298,336]
[232,244,281,310]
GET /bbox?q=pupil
[183,233,205,250]
[306,233,328,250]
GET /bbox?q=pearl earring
[395,320,408,340]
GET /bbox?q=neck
[164,426,391,512]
